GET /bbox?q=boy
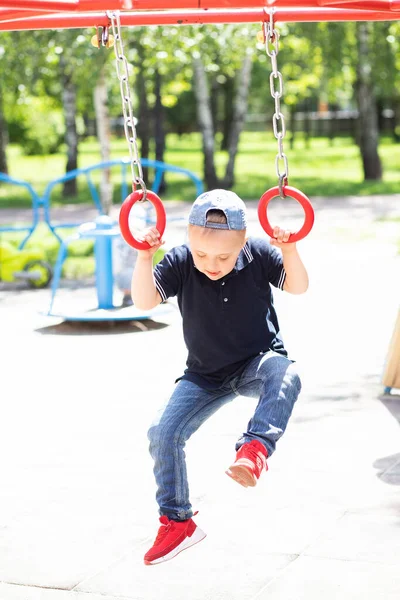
[131,189,308,566]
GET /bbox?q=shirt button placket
[221,281,228,307]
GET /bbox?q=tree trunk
[223,54,252,189]
[193,56,219,190]
[221,76,235,151]
[210,78,219,139]
[60,56,78,196]
[304,98,311,149]
[376,98,385,134]
[0,82,8,174]
[328,104,338,147]
[289,104,296,150]
[136,49,150,185]
[154,68,166,193]
[94,68,112,215]
[83,114,95,137]
[392,99,400,143]
[355,22,382,180]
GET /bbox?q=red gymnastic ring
[119,190,166,250]
[257,186,314,243]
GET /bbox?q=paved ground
[1,194,400,599]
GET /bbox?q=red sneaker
[144,514,206,565]
[226,439,268,488]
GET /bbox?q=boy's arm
[270,227,309,295]
[281,245,309,294]
[130,227,163,310]
[131,254,162,310]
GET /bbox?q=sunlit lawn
[1,132,399,279]
[1,132,400,209]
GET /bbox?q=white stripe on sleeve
[154,276,167,302]
[278,268,286,290]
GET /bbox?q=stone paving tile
[253,555,400,600]
[1,195,399,600]
[197,501,346,557]
[0,519,150,590]
[75,544,296,600]
[304,513,400,564]
[0,584,129,600]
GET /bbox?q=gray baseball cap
[188,189,247,231]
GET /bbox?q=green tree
[0,33,11,173]
[189,23,256,189]
[36,30,111,194]
[370,21,400,141]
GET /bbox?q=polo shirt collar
[234,241,254,272]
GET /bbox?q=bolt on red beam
[0,6,399,30]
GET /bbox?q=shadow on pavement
[373,394,400,486]
[34,319,169,336]
[380,394,400,424]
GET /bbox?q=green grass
[1,225,166,280]
[1,225,95,279]
[1,132,399,278]
[1,133,400,209]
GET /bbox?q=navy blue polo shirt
[153,237,287,390]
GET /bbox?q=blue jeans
[147,351,301,521]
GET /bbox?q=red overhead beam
[1,0,400,10]
[0,7,398,30]
[0,1,399,31]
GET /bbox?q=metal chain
[263,10,288,197]
[108,11,147,200]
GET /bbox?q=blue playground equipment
[46,214,171,321]
[0,172,42,248]
[43,159,202,321]
[1,158,203,321]
[42,158,203,244]
[0,158,203,247]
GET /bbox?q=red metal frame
[0,1,399,30]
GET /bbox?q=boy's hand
[137,226,164,257]
[270,226,296,252]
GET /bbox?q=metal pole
[93,216,115,310]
